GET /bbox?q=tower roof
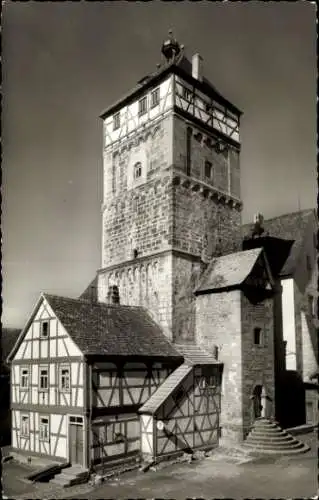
[100,35,242,119]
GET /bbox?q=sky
[2,1,317,328]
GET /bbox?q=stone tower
[97,34,243,341]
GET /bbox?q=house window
[39,416,50,442]
[138,96,147,116]
[40,321,49,338]
[204,160,212,180]
[113,112,120,131]
[134,162,142,179]
[150,88,160,108]
[20,368,29,390]
[39,368,49,391]
[20,415,29,437]
[69,416,83,424]
[254,327,262,346]
[59,366,70,392]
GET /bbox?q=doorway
[252,385,262,419]
[69,416,84,466]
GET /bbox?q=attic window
[40,321,49,338]
[254,327,262,346]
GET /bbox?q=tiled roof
[242,209,316,276]
[79,276,98,301]
[174,343,220,365]
[1,328,21,363]
[43,294,183,359]
[138,364,192,415]
[195,248,263,294]
[100,50,241,119]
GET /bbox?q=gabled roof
[173,343,220,366]
[242,209,317,276]
[8,294,183,361]
[195,248,265,294]
[100,49,241,119]
[138,363,192,415]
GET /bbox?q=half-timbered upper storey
[100,35,242,149]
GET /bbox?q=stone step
[244,439,306,450]
[59,470,88,479]
[246,435,297,444]
[243,418,310,455]
[252,427,287,434]
[243,442,310,455]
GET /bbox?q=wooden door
[69,423,84,466]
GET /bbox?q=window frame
[113,112,120,131]
[20,367,29,391]
[59,365,71,393]
[182,86,192,102]
[39,415,50,442]
[20,414,30,438]
[150,88,160,109]
[253,327,263,346]
[39,366,49,392]
[204,160,213,180]
[138,96,148,116]
[134,161,142,180]
[40,320,49,339]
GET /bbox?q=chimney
[192,53,203,82]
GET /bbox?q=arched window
[134,162,142,179]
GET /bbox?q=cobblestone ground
[3,432,318,500]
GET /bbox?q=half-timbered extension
[7,293,183,470]
[139,345,223,461]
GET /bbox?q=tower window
[113,112,120,131]
[204,160,212,180]
[186,127,192,176]
[254,327,262,346]
[138,97,148,116]
[134,162,142,179]
[151,88,160,108]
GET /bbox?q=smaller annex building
[7,294,222,469]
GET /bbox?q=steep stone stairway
[242,418,310,455]
[49,465,89,487]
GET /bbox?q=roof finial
[161,29,181,62]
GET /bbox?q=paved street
[2,432,318,500]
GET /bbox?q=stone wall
[98,253,173,339]
[172,255,205,342]
[102,115,173,268]
[240,294,275,437]
[173,114,241,199]
[172,184,242,259]
[195,290,243,442]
